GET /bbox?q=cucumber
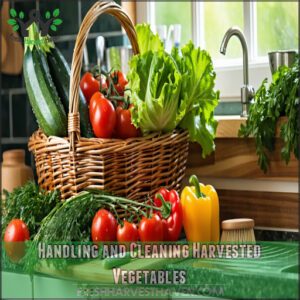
[24,47,67,137]
[47,47,93,138]
[102,251,132,270]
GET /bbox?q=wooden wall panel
[185,118,298,231]
[218,189,299,229]
[187,139,298,180]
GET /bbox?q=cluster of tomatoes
[80,70,140,139]
[92,187,183,243]
[3,188,183,263]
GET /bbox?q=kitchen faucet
[220,27,255,117]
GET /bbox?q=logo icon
[7,8,62,38]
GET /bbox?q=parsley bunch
[2,181,60,239]
[239,57,299,172]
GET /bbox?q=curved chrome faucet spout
[220,27,249,85]
[220,27,254,117]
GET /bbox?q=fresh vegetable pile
[2,184,183,263]
[2,176,219,272]
[80,70,140,139]
[31,189,182,243]
[79,24,219,155]
[15,20,221,272]
[24,22,219,156]
[239,57,299,172]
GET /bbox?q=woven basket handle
[68,1,139,150]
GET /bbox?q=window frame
[136,1,272,101]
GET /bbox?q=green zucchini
[102,251,132,270]
[47,47,93,138]
[23,47,67,137]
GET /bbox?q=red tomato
[138,214,163,242]
[117,221,139,242]
[91,209,117,242]
[115,107,140,139]
[4,219,30,262]
[89,92,116,138]
[80,72,100,104]
[110,71,128,96]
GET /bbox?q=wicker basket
[28,1,189,200]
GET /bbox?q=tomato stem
[102,69,120,99]
[84,190,162,222]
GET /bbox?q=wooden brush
[221,218,256,242]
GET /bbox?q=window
[155,2,192,45]
[202,2,244,61]
[256,2,298,56]
[136,2,298,101]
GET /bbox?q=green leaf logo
[45,11,51,19]
[10,8,17,18]
[53,8,60,17]
[19,11,24,19]
[53,19,63,26]
[50,24,57,32]
[13,25,19,32]
[7,19,17,26]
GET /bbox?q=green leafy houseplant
[239,57,299,172]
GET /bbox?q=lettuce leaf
[135,24,164,55]
[128,25,219,157]
[171,43,219,157]
[128,51,182,134]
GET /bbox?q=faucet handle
[241,85,255,117]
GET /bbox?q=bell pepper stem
[155,193,171,219]
[189,175,205,198]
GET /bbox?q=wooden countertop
[215,116,246,138]
[215,116,286,138]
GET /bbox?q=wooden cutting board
[1,1,23,75]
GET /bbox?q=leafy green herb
[23,191,159,273]
[2,181,60,239]
[239,57,299,172]
[127,25,219,157]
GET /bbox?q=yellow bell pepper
[181,175,220,242]
[200,183,220,241]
